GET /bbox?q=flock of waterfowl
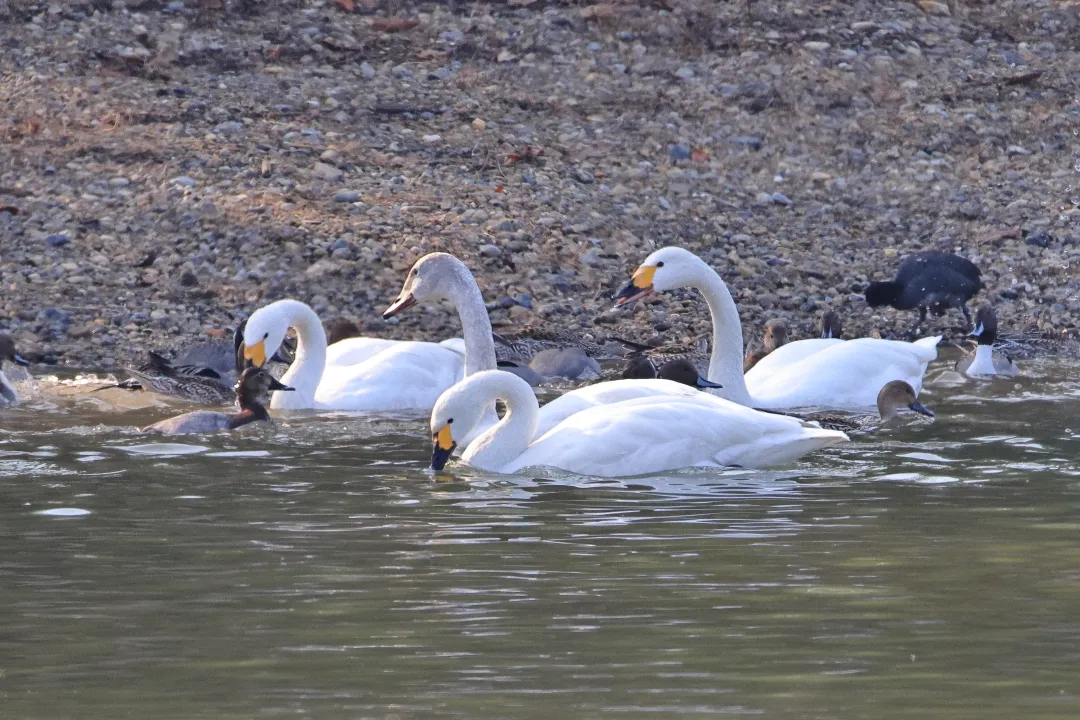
[0,246,1020,478]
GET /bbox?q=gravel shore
[1,0,1078,369]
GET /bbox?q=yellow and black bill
[613,265,656,306]
[430,424,457,471]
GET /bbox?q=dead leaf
[333,0,355,10]
[690,148,710,163]
[371,17,420,33]
[495,184,504,193]
[506,146,544,164]
[0,206,19,215]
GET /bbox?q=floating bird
[614,247,940,411]
[0,334,30,406]
[955,305,1019,377]
[864,250,982,334]
[141,367,293,435]
[622,356,722,390]
[793,380,935,433]
[744,318,789,372]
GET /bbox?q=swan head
[241,301,291,368]
[429,388,486,471]
[613,246,705,306]
[969,305,998,345]
[0,334,29,366]
[384,252,465,319]
[819,310,843,339]
[877,380,934,424]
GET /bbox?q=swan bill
[613,265,656,306]
[243,340,267,368]
[909,400,935,418]
[383,293,417,319]
[431,424,457,471]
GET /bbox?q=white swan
[382,253,731,443]
[429,371,849,477]
[241,299,474,412]
[614,247,941,410]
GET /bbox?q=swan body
[242,299,468,412]
[615,247,941,411]
[430,371,848,477]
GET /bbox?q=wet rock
[313,162,343,181]
[1025,230,1053,248]
[45,232,70,247]
[333,190,360,203]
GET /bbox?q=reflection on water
[2,359,1080,718]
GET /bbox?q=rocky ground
[1,0,1079,369]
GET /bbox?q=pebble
[472,118,487,131]
[333,190,360,203]
[359,62,376,79]
[572,168,595,184]
[674,67,695,80]
[730,135,763,151]
[169,176,197,187]
[313,162,343,181]
[479,244,502,258]
[45,232,70,247]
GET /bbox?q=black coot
[865,251,982,333]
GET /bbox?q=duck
[791,380,935,433]
[492,325,622,366]
[324,317,361,346]
[865,250,982,333]
[820,309,843,339]
[142,367,293,435]
[613,246,941,411]
[123,351,238,406]
[955,305,1019,377]
[743,319,789,372]
[622,356,721,390]
[429,370,848,477]
[241,297,470,412]
[0,334,30,406]
[383,253,739,444]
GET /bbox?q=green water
[2,361,1080,718]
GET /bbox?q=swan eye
[447,418,453,424]
[656,261,665,268]
[263,332,269,340]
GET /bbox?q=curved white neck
[274,301,327,408]
[444,260,497,376]
[968,344,996,376]
[687,259,753,406]
[461,374,539,472]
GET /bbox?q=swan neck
[278,301,327,405]
[448,264,497,376]
[694,264,753,405]
[463,375,539,471]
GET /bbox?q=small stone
[334,190,360,203]
[730,135,763,151]
[359,62,376,80]
[45,232,70,247]
[1007,145,1030,156]
[667,144,691,161]
[1025,230,1052,248]
[514,293,532,309]
[214,120,244,134]
[918,0,951,16]
[675,66,695,80]
[658,197,672,211]
[572,168,595,184]
[179,270,198,287]
[422,134,441,144]
[313,162,343,181]
[804,41,831,51]
[170,176,197,187]
[440,30,465,43]
[771,192,793,206]
[109,177,130,186]
[580,248,601,267]
[479,244,501,258]
[320,149,341,162]
[472,118,486,131]
[260,158,272,177]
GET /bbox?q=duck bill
[383,293,416,319]
[613,265,657,307]
[909,400,935,418]
[243,340,267,368]
[12,353,29,366]
[268,377,295,392]
[430,425,456,471]
[695,376,722,389]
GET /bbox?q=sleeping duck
[141,367,293,435]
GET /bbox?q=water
[3,360,1080,718]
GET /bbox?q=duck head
[970,305,998,345]
[763,318,789,351]
[656,358,721,390]
[384,252,464,319]
[621,355,657,380]
[820,310,843,339]
[877,380,934,424]
[614,247,702,306]
[234,367,294,411]
[0,334,29,366]
[325,317,361,345]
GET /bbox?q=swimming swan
[614,247,941,411]
[242,299,467,412]
[428,371,849,477]
[382,253,733,443]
